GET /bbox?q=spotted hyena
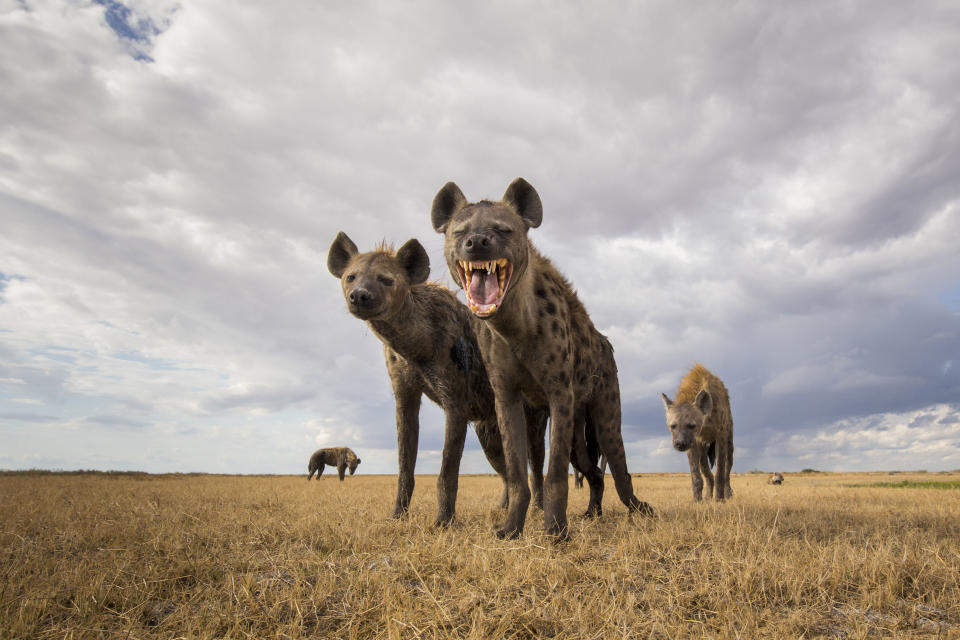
[661,363,734,501]
[308,447,361,481]
[327,232,547,527]
[768,472,784,485]
[431,178,653,540]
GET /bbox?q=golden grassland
[2,470,959,639]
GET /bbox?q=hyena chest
[696,420,722,445]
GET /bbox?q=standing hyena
[768,472,784,485]
[661,363,734,501]
[327,232,548,527]
[308,447,361,481]
[431,178,653,540]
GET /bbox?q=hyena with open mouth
[431,178,653,540]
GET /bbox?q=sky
[1,0,959,477]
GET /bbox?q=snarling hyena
[768,472,784,485]
[327,232,547,527]
[308,447,361,481]
[661,363,734,501]
[431,178,653,540]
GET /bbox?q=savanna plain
[2,470,959,639]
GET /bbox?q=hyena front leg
[494,393,532,539]
[698,445,715,500]
[435,411,468,527]
[687,446,704,501]
[392,385,421,518]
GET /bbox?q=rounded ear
[431,182,468,233]
[396,238,430,285]
[328,231,358,278]
[661,393,674,410]
[695,389,713,416]
[502,177,542,229]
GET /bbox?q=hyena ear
[396,238,431,285]
[695,389,713,416]
[328,231,358,278]
[502,177,542,229]
[431,182,468,233]
[661,393,674,410]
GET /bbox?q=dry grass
[2,471,959,639]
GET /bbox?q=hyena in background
[308,447,361,481]
[768,472,784,485]
[327,232,547,527]
[661,363,734,501]
[432,178,653,540]
[574,454,606,489]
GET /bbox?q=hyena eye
[378,276,394,287]
[345,274,356,283]
[686,423,696,430]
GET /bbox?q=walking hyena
[431,178,653,540]
[661,363,734,501]
[307,447,361,481]
[327,232,547,527]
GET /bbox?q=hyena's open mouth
[457,259,513,317]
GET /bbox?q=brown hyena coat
[431,178,653,540]
[327,232,547,527]
[661,363,734,501]
[308,447,361,481]
[768,472,784,485]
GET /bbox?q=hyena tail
[707,441,716,469]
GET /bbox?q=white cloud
[1,0,959,476]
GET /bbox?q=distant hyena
[768,472,784,485]
[308,447,361,481]
[327,232,547,527]
[432,178,652,540]
[662,363,734,501]
[574,454,606,489]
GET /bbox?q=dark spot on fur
[535,287,547,298]
[551,320,560,334]
[450,336,473,372]
[389,355,397,362]
[545,301,557,315]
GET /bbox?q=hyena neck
[484,249,539,344]
[366,291,432,362]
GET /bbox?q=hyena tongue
[468,269,500,305]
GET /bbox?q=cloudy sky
[2,1,959,477]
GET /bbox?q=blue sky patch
[93,0,170,62]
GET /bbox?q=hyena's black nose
[349,288,372,306]
[464,233,491,253]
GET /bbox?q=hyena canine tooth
[308,447,361,481]
[431,178,653,541]
[661,363,734,501]
[327,232,547,527]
